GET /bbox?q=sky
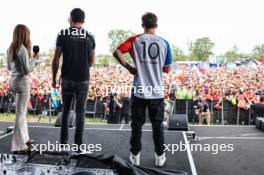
[0,0,264,56]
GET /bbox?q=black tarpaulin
[72,154,188,175]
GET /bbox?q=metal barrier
[85,97,98,119]
[0,95,257,125]
[174,99,255,125]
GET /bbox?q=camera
[108,89,117,98]
[109,92,117,97]
[256,90,264,96]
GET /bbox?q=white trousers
[10,76,30,152]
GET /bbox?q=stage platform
[0,122,264,175]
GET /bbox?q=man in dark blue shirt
[52,8,95,150]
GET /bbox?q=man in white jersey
[113,12,172,167]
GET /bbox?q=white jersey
[117,33,172,99]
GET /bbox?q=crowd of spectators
[0,64,264,111]
[166,66,264,110]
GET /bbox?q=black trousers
[130,96,165,156]
[60,79,88,146]
[120,113,130,124]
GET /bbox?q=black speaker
[261,122,264,131]
[256,117,263,129]
[55,111,76,128]
[167,114,188,131]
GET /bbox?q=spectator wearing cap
[195,96,211,125]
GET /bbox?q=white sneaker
[72,149,93,156]
[155,152,166,167]
[129,152,140,166]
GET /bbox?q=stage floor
[1,122,264,175]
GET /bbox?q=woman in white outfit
[7,24,34,153]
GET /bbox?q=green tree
[224,45,245,62]
[171,45,185,61]
[0,53,5,68]
[108,29,135,64]
[251,44,264,59]
[108,29,135,52]
[96,55,117,67]
[189,37,214,61]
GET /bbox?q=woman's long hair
[9,24,31,62]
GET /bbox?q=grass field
[0,113,106,124]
